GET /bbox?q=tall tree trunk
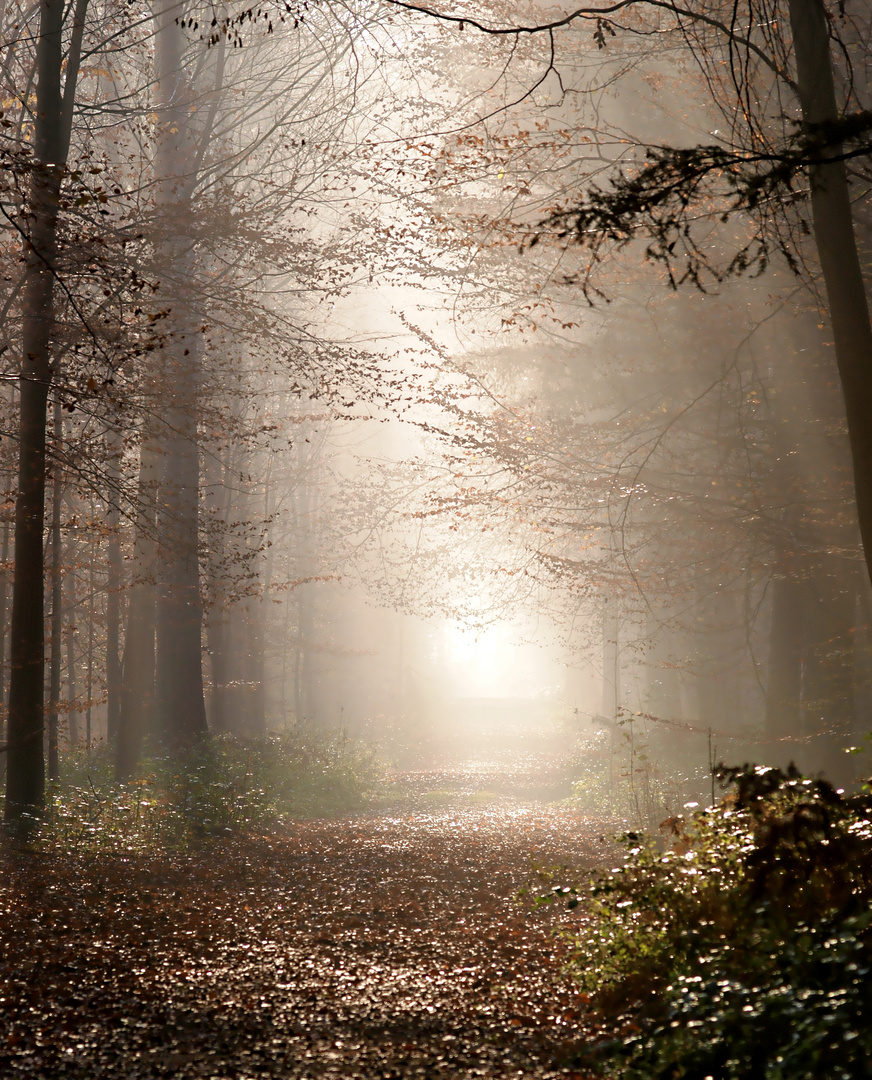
[787,0,872,587]
[602,598,620,806]
[65,545,79,748]
[105,430,122,744]
[46,391,62,781]
[801,556,858,779]
[151,0,207,749]
[85,552,95,753]
[155,401,208,746]
[0,499,11,750]
[765,559,806,746]
[242,593,266,736]
[204,450,232,733]
[4,0,65,819]
[602,599,620,719]
[206,611,230,732]
[116,436,159,779]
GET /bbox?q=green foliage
[544,764,872,1079]
[567,726,708,830]
[33,731,382,853]
[258,730,382,818]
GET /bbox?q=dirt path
[1,763,609,1079]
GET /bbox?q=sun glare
[443,622,553,699]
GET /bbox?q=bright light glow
[443,622,554,699]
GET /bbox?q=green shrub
[35,730,382,853]
[542,764,872,1079]
[567,725,710,830]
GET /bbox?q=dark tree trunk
[46,392,62,781]
[0,505,11,748]
[85,554,95,753]
[105,430,122,744]
[5,0,66,819]
[801,557,859,779]
[65,549,79,748]
[787,0,872,587]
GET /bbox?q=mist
[2,0,872,1076]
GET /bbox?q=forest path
[1,755,609,1079]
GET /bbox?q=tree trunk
[0,505,11,749]
[47,391,62,781]
[765,550,806,745]
[116,437,159,779]
[203,450,232,733]
[206,610,231,733]
[602,599,620,719]
[151,0,208,749]
[242,593,266,736]
[801,556,858,779]
[155,400,208,746]
[787,0,872,587]
[65,546,79,749]
[105,430,122,744]
[4,0,66,819]
[85,554,94,753]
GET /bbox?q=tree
[385,0,872,582]
[4,0,86,818]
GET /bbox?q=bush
[567,722,711,830]
[542,764,872,1079]
[34,730,383,853]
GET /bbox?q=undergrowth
[541,763,872,1079]
[567,723,710,830]
[28,731,382,852]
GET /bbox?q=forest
[1,0,872,1076]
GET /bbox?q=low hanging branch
[541,110,872,292]
[378,0,871,292]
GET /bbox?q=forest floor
[0,750,616,1079]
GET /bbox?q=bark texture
[787,0,872,585]
[5,0,66,818]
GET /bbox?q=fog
[2,0,871,813]
[3,3,872,1077]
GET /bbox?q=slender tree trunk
[787,0,872,587]
[203,450,232,733]
[5,0,66,818]
[47,392,62,781]
[206,612,230,732]
[85,554,94,753]
[0,502,11,749]
[243,593,266,736]
[602,598,620,805]
[105,430,122,744]
[116,437,159,779]
[602,600,620,719]
[765,551,806,743]
[65,548,79,748]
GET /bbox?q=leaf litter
[1,757,610,1079]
